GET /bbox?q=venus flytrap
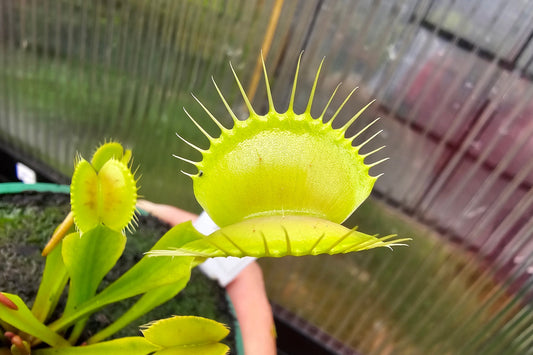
[1,54,409,355]
[70,141,137,234]
[0,142,229,355]
[150,55,410,259]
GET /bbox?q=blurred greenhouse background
[1,0,533,354]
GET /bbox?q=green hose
[0,182,70,194]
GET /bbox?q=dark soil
[0,191,237,352]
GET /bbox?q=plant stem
[31,243,69,323]
[42,212,74,256]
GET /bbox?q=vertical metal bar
[246,0,285,103]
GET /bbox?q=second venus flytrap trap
[151,54,410,259]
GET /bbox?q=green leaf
[0,293,69,347]
[49,222,200,332]
[62,226,126,315]
[87,277,190,344]
[34,317,230,355]
[154,343,229,355]
[141,316,229,354]
[33,337,158,355]
[32,240,69,323]
[150,216,411,258]
[92,222,199,302]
